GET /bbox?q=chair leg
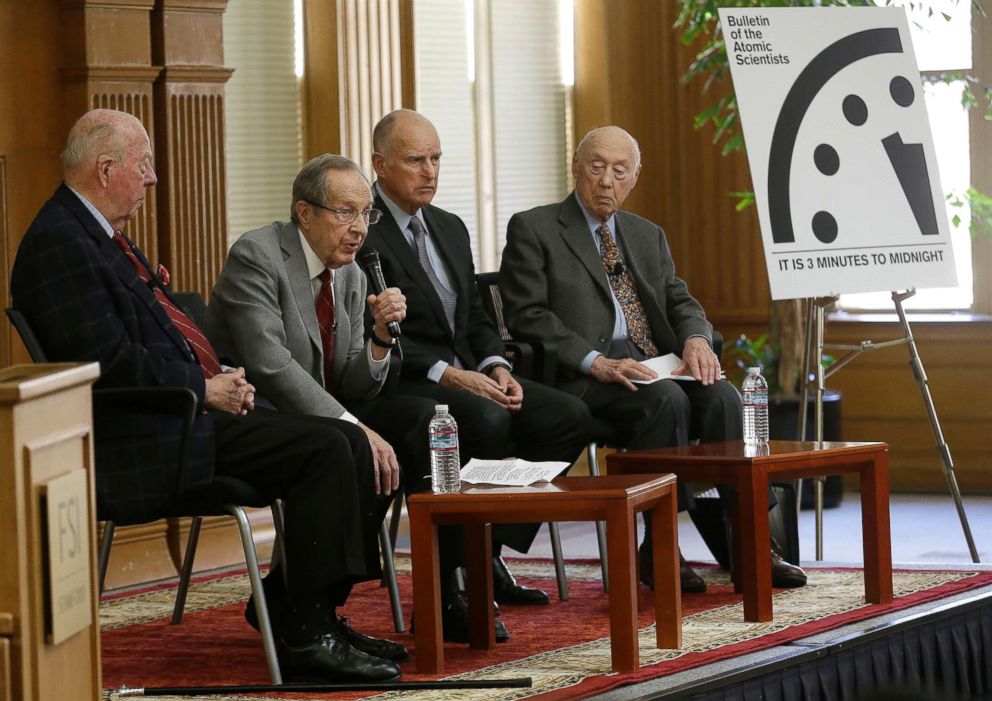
[588,442,609,591]
[98,521,116,597]
[171,516,203,625]
[227,505,283,685]
[388,491,403,549]
[270,500,289,589]
[379,520,406,633]
[548,522,569,601]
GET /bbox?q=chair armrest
[92,387,199,497]
[503,338,558,386]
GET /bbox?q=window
[413,0,572,271]
[223,0,304,246]
[841,0,976,311]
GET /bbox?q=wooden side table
[408,474,682,674]
[607,441,893,622]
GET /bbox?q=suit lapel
[557,194,613,303]
[56,186,192,358]
[373,194,453,335]
[280,222,322,354]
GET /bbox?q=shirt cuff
[338,409,359,424]
[366,342,390,381]
[579,350,603,375]
[427,360,449,384]
[476,356,511,374]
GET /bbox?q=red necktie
[315,269,335,393]
[112,231,223,379]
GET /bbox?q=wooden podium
[0,363,101,701]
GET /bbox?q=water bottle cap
[435,404,448,413]
[747,367,760,374]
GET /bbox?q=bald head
[62,109,146,179]
[575,126,641,170]
[571,125,642,222]
[61,109,157,230]
[372,109,442,214]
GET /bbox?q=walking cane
[113,677,533,696]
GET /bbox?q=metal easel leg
[795,299,815,516]
[813,300,827,561]
[891,290,980,563]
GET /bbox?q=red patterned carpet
[100,558,992,700]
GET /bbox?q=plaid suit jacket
[11,183,215,523]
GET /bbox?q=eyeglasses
[304,200,383,225]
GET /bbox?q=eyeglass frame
[303,199,383,225]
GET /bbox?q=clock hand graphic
[768,27,939,244]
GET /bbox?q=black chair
[475,272,570,600]
[5,306,284,683]
[172,291,405,633]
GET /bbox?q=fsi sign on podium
[720,7,958,300]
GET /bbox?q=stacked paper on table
[459,458,572,487]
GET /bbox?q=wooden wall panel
[0,158,8,369]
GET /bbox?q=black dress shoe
[333,615,408,662]
[492,556,549,605]
[770,539,807,588]
[638,542,707,593]
[441,590,509,643]
[277,631,401,683]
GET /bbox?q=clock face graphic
[768,27,939,246]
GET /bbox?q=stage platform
[599,563,992,701]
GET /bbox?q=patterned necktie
[597,223,658,358]
[315,269,336,393]
[112,230,222,378]
[409,217,456,332]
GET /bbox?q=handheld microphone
[360,247,401,338]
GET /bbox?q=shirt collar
[374,182,426,234]
[297,227,334,283]
[574,192,617,238]
[67,185,115,238]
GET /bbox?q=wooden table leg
[860,450,893,604]
[409,505,443,673]
[651,486,682,650]
[605,503,639,673]
[739,472,772,622]
[464,523,495,650]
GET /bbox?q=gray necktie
[409,216,456,332]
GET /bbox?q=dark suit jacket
[364,193,505,380]
[10,184,214,522]
[500,192,712,397]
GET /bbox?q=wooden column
[58,0,161,260]
[151,0,232,299]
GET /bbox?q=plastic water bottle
[742,367,769,446]
[429,405,461,494]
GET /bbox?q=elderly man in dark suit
[500,125,806,592]
[10,108,404,682]
[363,110,590,629]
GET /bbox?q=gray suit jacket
[205,220,384,419]
[500,193,712,396]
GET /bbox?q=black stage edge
[610,590,992,701]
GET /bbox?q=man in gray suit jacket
[206,154,430,662]
[500,126,806,592]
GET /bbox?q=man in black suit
[10,108,404,682]
[500,125,806,591]
[364,110,590,635]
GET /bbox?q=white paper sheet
[459,458,572,487]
